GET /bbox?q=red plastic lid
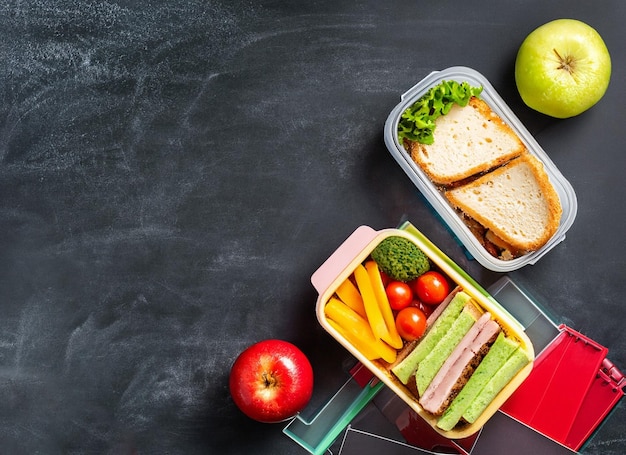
[500,325,620,451]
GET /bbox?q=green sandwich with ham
[389,288,531,431]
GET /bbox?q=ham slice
[426,286,460,327]
[419,312,501,415]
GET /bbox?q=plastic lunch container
[383,66,578,272]
[312,222,535,439]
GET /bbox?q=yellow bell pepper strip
[353,264,391,345]
[335,277,367,319]
[326,320,380,360]
[325,298,397,363]
[365,260,404,349]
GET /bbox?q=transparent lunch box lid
[383,66,578,272]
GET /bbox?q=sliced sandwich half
[444,153,563,259]
[419,312,501,415]
[405,97,525,186]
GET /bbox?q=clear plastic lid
[383,66,578,272]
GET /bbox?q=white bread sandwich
[444,153,563,260]
[405,97,525,186]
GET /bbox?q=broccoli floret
[371,236,430,282]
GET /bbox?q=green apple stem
[553,48,575,75]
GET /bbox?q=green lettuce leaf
[398,80,483,145]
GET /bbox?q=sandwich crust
[444,153,563,253]
[406,97,525,185]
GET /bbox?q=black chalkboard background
[1,1,624,454]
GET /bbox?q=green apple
[515,19,611,118]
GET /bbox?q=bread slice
[462,347,531,424]
[406,97,525,185]
[445,153,562,255]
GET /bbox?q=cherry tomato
[413,271,450,305]
[395,307,427,341]
[385,281,413,311]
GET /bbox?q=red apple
[229,339,314,423]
